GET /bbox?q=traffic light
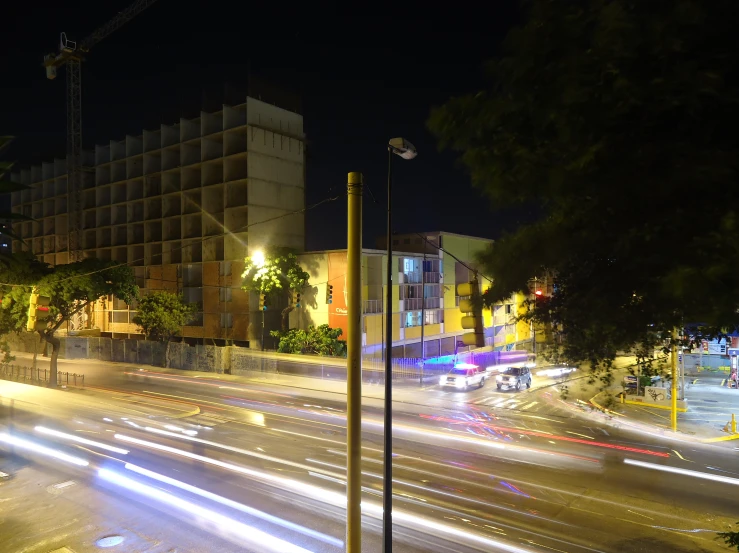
[26,292,51,332]
[259,293,268,311]
[458,278,484,348]
[295,291,302,308]
[326,284,333,304]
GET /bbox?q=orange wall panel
[203,262,219,285]
[203,287,220,312]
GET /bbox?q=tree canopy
[133,291,196,342]
[241,247,309,296]
[271,324,346,357]
[0,252,51,335]
[429,0,739,372]
[242,246,310,333]
[37,258,138,386]
[37,259,139,334]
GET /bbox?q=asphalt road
[1,360,738,553]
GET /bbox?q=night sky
[3,1,523,251]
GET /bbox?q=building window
[505,304,512,315]
[220,287,232,302]
[404,311,422,328]
[221,313,233,328]
[424,310,443,325]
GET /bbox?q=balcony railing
[363,299,382,314]
[402,297,441,311]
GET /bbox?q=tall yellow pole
[346,172,363,553]
[671,327,678,432]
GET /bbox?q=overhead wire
[361,180,495,285]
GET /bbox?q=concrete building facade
[292,231,534,358]
[10,97,305,344]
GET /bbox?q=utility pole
[671,327,678,431]
[346,172,363,553]
[419,248,425,387]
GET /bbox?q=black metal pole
[420,248,425,387]
[382,148,393,553]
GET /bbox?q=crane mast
[42,0,159,263]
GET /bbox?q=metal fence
[0,364,85,387]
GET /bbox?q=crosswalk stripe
[488,397,511,406]
[520,401,538,410]
[497,399,519,408]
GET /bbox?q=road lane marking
[671,449,691,462]
[627,509,654,520]
[565,431,594,440]
[520,401,538,410]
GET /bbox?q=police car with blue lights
[439,363,486,390]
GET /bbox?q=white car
[439,364,486,390]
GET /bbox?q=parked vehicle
[496,366,532,391]
[439,364,486,390]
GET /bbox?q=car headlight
[439,376,445,385]
[496,375,503,381]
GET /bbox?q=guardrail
[0,364,85,387]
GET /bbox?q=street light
[252,250,265,267]
[384,136,417,553]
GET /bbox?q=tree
[719,524,739,551]
[35,259,138,387]
[429,1,739,380]
[133,291,196,367]
[270,324,347,357]
[0,252,51,336]
[241,247,310,333]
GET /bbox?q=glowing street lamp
[252,250,265,268]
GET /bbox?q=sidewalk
[562,369,739,446]
[0,378,200,422]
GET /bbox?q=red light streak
[418,414,669,457]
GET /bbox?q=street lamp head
[252,250,265,268]
[388,137,418,160]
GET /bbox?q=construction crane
[43,0,159,263]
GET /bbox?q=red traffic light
[37,306,50,312]
[535,290,543,296]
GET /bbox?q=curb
[702,433,739,443]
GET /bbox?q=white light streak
[624,458,739,486]
[0,433,89,467]
[34,426,129,455]
[98,469,315,553]
[124,463,342,547]
[139,427,340,477]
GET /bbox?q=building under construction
[10,97,305,345]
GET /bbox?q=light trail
[124,463,343,548]
[139,426,343,478]
[0,433,89,467]
[98,469,316,553]
[34,426,129,455]
[419,414,669,457]
[113,434,536,552]
[624,458,739,486]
